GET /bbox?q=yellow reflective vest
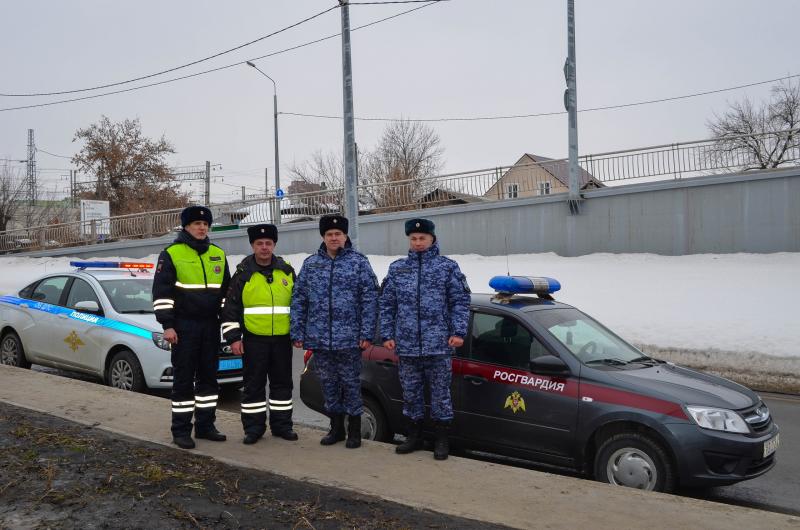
[166,243,227,291]
[242,269,293,336]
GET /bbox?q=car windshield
[99,278,154,314]
[535,308,649,365]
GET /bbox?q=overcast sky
[1,0,797,202]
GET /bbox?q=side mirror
[530,355,570,375]
[74,300,101,314]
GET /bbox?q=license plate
[218,358,242,371]
[763,433,780,458]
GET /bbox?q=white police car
[0,261,243,392]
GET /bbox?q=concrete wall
[17,167,800,259]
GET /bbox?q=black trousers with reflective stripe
[241,334,293,436]
[170,317,220,437]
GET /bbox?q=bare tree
[287,151,347,214]
[359,119,444,211]
[0,164,27,231]
[707,80,800,170]
[72,116,190,214]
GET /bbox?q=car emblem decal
[64,331,85,352]
[504,391,526,413]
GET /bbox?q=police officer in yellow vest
[221,224,298,445]
[153,205,231,450]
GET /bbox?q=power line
[37,148,73,159]
[0,2,441,113]
[280,73,800,122]
[0,4,341,98]
[348,0,447,3]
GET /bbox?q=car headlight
[686,406,749,433]
[152,332,171,351]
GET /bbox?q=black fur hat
[404,218,435,237]
[180,205,213,227]
[247,224,278,244]
[319,214,349,236]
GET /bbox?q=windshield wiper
[627,355,661,364]
[120,309,153,314]
[585,358,628,366]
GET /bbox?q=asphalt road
[33,357,799,517]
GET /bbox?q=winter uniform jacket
[152,230,231,329]
[221,254,296,343]
[290,241,379,351]
[379,242,470,357]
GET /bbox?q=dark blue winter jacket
[290,241,379,351]
[379,242,471,357]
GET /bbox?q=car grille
[740,402,772,434]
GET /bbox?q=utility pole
[241,186,246,202]
[25,129,36,227]
[565,0,581,214]
[204,161,211,205]
[340,0,359,249]
[70,170,75,208]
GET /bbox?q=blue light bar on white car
[489,275,561,295]
[70,261,154,270]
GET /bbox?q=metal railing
[2,129,797,254]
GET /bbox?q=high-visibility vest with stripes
[242,269,293,336]
[166,243,226,291]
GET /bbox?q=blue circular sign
[276,189,285,198]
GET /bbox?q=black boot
[345,415,362,449]
[320,414,346,446]
[395,420,423,454]
[433,421,450,460]
[195,427,227,442]
[173,436,195,450]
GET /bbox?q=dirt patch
[0,402,505,530]
[636,344,800,395]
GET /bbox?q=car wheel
[361,395,392,442]
[594,432,676,493]
[1,331,31,369]
[106,350,146,393]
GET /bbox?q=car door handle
[57,313,68,319]
[376,360,397,368]
[464,375,487,385]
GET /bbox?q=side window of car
[65,278,101,311]
[469,312,548,370]
[18,281,38,299]
[30,276,70,306]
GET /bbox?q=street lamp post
[246,61,281,224]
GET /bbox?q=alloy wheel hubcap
[1,338,19,365]
[111,360,134,390]
[361,409,378,440]
[606,447,658,490]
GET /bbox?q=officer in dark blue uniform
[153,205,231,449]
[221,224,297,445]
[291,215,379,449]
[379,218,470,460]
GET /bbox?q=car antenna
[504,233,510,276]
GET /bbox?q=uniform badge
[214,265,222,274]
[282,278,288,286]
[504,391,526,413]
[64,331,84,352]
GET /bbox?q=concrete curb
[1,365,797,529]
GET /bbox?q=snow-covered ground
[1,252,798,358]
